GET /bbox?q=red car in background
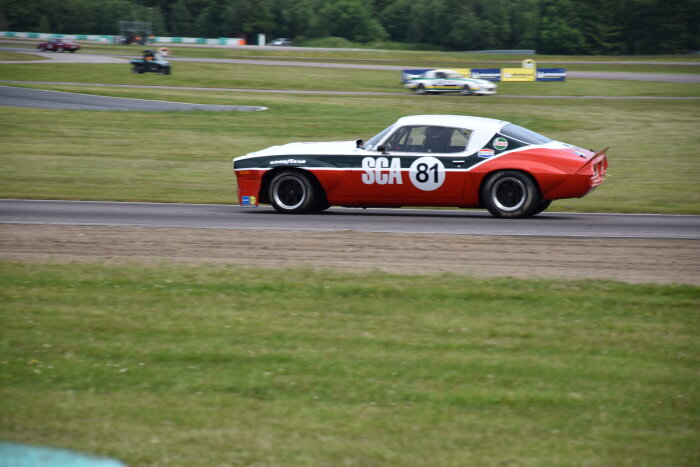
[37,38,80,53]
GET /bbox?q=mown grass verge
[1,260,698,466]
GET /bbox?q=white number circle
[409,156,446,191]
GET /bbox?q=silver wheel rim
[492,177,526,212]
[273,175,307,210]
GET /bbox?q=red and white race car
[233,115,608,218]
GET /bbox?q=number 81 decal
[409,156,445,191]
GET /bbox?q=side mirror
[378,145,389,154]
[355,139,364,149]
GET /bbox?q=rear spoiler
[578,147,609,182]
[581,147,608,168]
[593,146,609,159]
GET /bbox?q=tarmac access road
[0,85,266,111]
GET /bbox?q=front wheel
[460,86,472,96]
[415,84,427,95]
[132,65,145,74]
[481,170,541,218]
[268,171,319,214]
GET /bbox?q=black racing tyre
[39,46,46,52]
[69,49,76,53]
[57,47,64,53]
[415,84,426,95]
[312,199,331,212]
[481,170,541,218]
[530,199,552,216]
[268,171,318,214]
[132,65,145,74]
[460,85,472,96]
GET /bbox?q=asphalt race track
[0,85,266,111]
[1,199,698,240]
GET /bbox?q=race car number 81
[409,156,445,191]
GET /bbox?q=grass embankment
[1,261,698,466]
[1,80,698,213]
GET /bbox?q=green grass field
[1,261,698,466]
[1,47,699,465]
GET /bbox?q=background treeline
[1,0,698,54]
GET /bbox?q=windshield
[501,123,552,145]
[364,124,394,150]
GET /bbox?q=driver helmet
[425,126,448,139]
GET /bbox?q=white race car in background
[405,69,497,96]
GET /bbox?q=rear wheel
[531,200,552,216]
[481,170,541,218]
[268,171,319,214]
[132,65,145,74]
[39,46,46,52]
[57,47,64,53]
[460,85,472,96]
[415,84,426,95]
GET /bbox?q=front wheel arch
[479,170,543,218]
[261,168,329,213]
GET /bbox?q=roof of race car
[394,115,509,134]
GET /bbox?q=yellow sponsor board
[453,68,471,77]
[501,68,536,82]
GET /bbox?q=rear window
[501,124,552,145]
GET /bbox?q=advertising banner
[501,68,536,82]
[401,69,433,83]
[470,68,501,81]
[536,68,567,81]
